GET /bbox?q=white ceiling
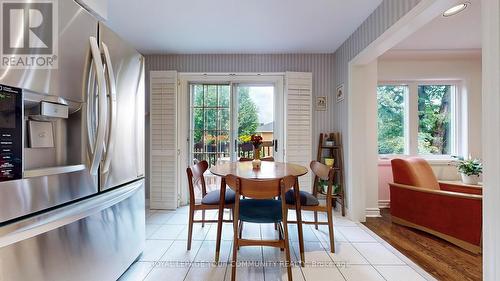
[106,0,382,54]
[393,0,481,50]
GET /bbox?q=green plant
[318,180,340,194]
[455,158,482,176]
[239,135,251,143]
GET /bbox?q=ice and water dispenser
[0,83,85,181]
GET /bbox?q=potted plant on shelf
[250,134,263,169]
[318,180,339,195]
[453,157,482,185]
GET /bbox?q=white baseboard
[365,207,381,217]
[378,200,390,209]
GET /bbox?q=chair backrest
[225,174,296,199]
[310,160,335,197]
[186,160,209,202]
[391,157,440,190]
[239,157,275,162]
[310,160,334,181]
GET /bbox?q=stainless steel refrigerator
[0,1,145,280]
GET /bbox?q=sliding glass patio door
[190,84,231,166]
[233,84,277,161]
[189,82,280,167]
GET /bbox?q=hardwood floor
[363,208,482,281]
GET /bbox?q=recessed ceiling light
[443,3,469,17]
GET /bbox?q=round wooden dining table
[209,161,308,264]
[210,160,308,179]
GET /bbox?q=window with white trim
[377,82,462,158]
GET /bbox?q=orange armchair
[390,157,482,253]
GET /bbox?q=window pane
[418,85,452,155]
[193,108,204,130]
[191,84,231,167]
[219,86,230,107]
[219,109,230,131]
[377,85,407,154]
[192,85,204,107]
[204,85,217,107]
[204,109,217,130]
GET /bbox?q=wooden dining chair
[238,156,276,214]
[186,160,235,250]
[286,161,336,258]
[225,175,296,281]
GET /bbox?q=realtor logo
[1,0,58,69]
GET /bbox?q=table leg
[215,177,226,263]
[294,178,305,266]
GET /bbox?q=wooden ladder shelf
[316,132,346,216]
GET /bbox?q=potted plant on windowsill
[453,157,482,185]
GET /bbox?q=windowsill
[378,156,455,166]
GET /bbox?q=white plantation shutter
[285,72,313,192]
[150,71,178,209]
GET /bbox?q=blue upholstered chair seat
[239,199,282,223]
[201,189,236,205]
[285,190,320,206]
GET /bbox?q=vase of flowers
[250,135,263,169]
[453,157,482,185]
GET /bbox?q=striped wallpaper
[332,0,422,136]
[144,54,335,198]
[331,0,422,205]
[143,1,424,200]
[145,54,336,150]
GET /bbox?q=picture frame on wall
[336,84,345,103]
[316,96,327,111]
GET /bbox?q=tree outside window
[377,83,457,157]
[377,85,406,155]
[418,85,451,155]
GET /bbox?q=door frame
[346,0,464,221]
[177,73,284,204]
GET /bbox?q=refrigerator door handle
[101,43,117,174]
[88,36,107,175]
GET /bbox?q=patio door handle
[274,139,278,152]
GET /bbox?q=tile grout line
[357,223,436,281]
[316,224,348,281]
[370,264,391,281]
[144,208,435,281]
[135,261,156,281]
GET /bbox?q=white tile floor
[119,206,436,281]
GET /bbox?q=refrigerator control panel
[0,84,22,181]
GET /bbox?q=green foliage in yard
[377,85,451,155]
[237,87,259,137]
[417,85,451,155]
[377,85,405,154]
[192,85,259,144]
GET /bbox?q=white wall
[377,56,483,206]
[348,61,380,219]
[482,0,500,279]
